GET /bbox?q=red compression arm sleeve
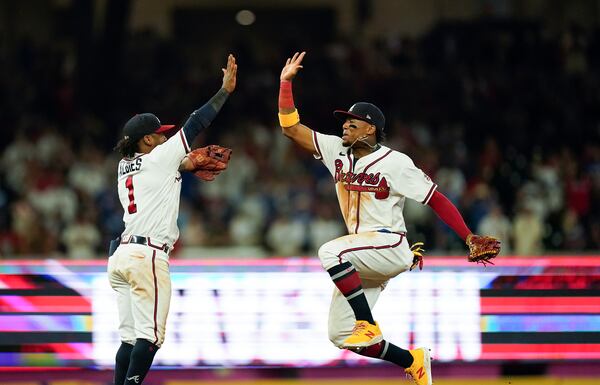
[279,80,295,109]
[427,190,472,240]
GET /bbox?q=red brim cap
[155,124,177,136]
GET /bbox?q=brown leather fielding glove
[187,145,232,181]
[466,234,501,266]
[193,169,221,181]
[409,242,425,271]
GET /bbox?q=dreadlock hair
[375,126,386,143]
[114,136,139,158]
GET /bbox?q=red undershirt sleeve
[427,190,472,241]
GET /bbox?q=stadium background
[0,0,599,384]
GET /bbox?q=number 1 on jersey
[125,175,137,214]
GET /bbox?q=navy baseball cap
[333,102,385,131]
[122,113,176,141]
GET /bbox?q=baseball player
[278,52,500,385]
[108,54,237,385]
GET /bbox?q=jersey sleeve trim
[312,130,323,159]
[421,183,438,205]
[179,129,191,153]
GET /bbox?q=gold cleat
[405,347,432,385]
[341,320,383,348]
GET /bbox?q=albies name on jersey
[119,158,142,177]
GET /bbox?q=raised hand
[280,51,306,82]
[222,54,237,93]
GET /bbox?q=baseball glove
[466,234,501,266]
[409,242,425,271]
[193,169,222,181]
[187,145,232,181]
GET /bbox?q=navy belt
[377,229,406,235]
[120,235,171,254]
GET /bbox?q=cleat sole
[341,335,383,348]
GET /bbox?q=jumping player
[109,54,237,385]
[277,52,500,385]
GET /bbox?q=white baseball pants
[318,231,414,347]
[108,243,171,347]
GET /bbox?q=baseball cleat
[341,320,383,348]
[405,347,432,385]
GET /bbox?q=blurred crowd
[0,18,598,259]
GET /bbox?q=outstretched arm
[427,190,472,240]
[428,190,501,263]
[181,54,237,147]
[278,52,317,154]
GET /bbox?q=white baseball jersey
[117,129,191,252]
[312,131,437,234]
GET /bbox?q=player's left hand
[186,145,232,181]
[466,234,501,266]
[280,51,306,81]
[222,54,237,93]
[409,242,425,271]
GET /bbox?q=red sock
[327,262,375,324]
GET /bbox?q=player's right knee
[317,243,339,271]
